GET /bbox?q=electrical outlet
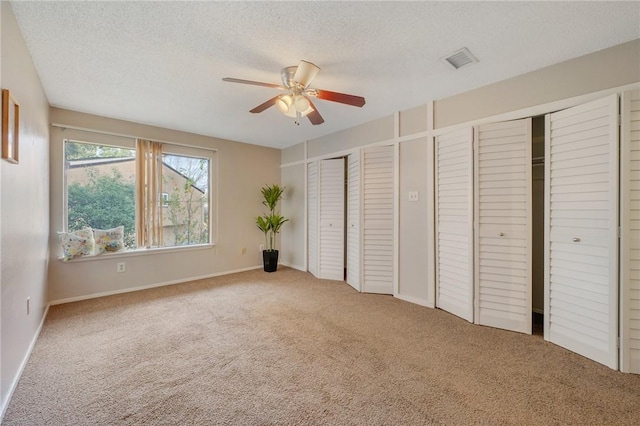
[117,262,126,273]
[259,244,265,252]
[27,297,30,315]
[408,191,419,202]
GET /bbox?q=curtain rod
[52,122,139,140]
[50,122,218,152]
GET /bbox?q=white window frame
[62,137,217,260]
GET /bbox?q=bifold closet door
[347,152,361,291]
[435,128,474,322]
[621,89,640,374]
[318,158,345,281]
[362,145,394,294]
[474,119,532,334]
[545,94,619,369]
[307,161,319,277]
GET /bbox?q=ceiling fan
[222,60,365,126]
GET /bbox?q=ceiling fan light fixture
[277,94,313,118]
[293,60,320,88]
[223,60,364,126]
[293,95,310,112]
[282,104,313,118]
[298,105,314,117]
[276,95,293,113]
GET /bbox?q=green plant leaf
[260,184,285,212]
[256,184,288,251]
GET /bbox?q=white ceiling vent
[442,47,478,70]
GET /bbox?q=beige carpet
[4,267,640,425]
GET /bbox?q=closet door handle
[572,237,580,243]
[499,232,504,237]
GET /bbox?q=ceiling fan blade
[311,89,366,108]
[222,77,286,90]
[250,96,280,113]
[306,99,325,125]
[293,60,320,88]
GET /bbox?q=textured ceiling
[10,1,640,149]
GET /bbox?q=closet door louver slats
[475,119,532,334]
[621,89,640,374]
[307,162,319,277]
[362,146,394,294]
[545,94,619,369]
[319,158,345,281]
[347,153,361,291]
[436,128,474,322]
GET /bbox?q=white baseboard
[278,262,306,272]
[49,265,263,306]
[395,293,434,309]
[2,265,267,420]
[1,304,50,422]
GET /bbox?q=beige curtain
[136,139,163,247]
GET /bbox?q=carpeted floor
[4,267,640,425]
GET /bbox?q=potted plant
[256,184,289,272]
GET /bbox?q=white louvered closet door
[347,152,361,291]
[318,158,345,281]
[436,128,474,322]
[475,119,532,334]
[307,161,319,277]
[545,94,619,369]
[621,89,640,374]
[362,145,394,294]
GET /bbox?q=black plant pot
[262,250,279,272]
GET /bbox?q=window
[161,151,210,247]
[65,141,137,248]
[64,138,214,253]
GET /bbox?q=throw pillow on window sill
[94,226,125,254]
[57,228,95,261]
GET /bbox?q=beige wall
[281,105,434,306]
[307,114,395,159]
[398,137,433,306]
[399,104,429,137]
[434,39,640,129]
[280,163,306,270]
[281,142,305,164]
[1,3,3,414]
[1,19,636,416]
[281,142,305,165]
[1,2,50,415]
[49,108,280,302]
[280,39,640,311]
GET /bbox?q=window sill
[57,243,215,263]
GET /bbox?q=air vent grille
[442,47,478,70]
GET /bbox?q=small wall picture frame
[2,88,19,164]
